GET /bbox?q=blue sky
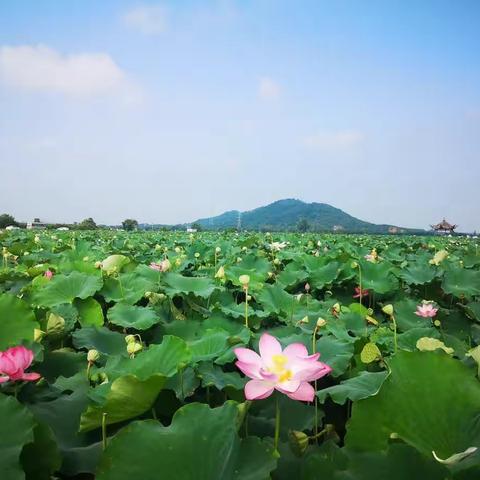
[1,0,479,230]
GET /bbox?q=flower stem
[392,314,398,353]
[274,396,281,452]
[102,413,108,451]
[244,287,249,329]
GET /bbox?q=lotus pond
[1,229,480,479]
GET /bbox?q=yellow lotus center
[270,354,292,382]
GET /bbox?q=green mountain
[191,199,422,233]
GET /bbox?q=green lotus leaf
[96,402,277,480]
[359,261,398,294]
[196,362,246,391]
[317,371,389,405]
[80,374,166,432]
[316,335,355,377]
[100,255,130,275]
[0,293,39,349]
[0,394,36,480]
[163,272,217,298]
[308,262,340,289]
[346,351,480,466]
[256,284,295,315]
[398,264,437,285]
[72,326,127,356]
[107,302,160,330]
[442,267,480,298]
[74,297,104,327]
[34,271,103,307]
[100,272,154,305]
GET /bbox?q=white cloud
[303,129,365,151]
[0,45,134,97]
[258,77,281,100]
[122,5,168,35]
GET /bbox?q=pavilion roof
[431,218,457,230]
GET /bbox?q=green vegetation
[0,229,479,479]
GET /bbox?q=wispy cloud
[122,5,168,35]
[0,45,138,100]
[303,129,365,151]
[258,77,281,100]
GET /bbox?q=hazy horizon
[1,1,479,231]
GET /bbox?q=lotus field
[2,229,480,480]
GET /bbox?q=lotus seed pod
[175,246,181,253]
[316,317,327,328]
[434,319,442,327]
[351,261,358,269]
[288,430,309,457]
[246,295,252,301]
[333,303,341,313]
[239,274,250,286]
[274,258,280,265]
[125,334,136,344]
[242,246,247,252]
[215,247,221,253]
[268,271,274,278]
[87,349,100,363]
[382,304,394,316]
[194,252,200,258]
[236,257,242,263]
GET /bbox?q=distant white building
[186,228,197,233]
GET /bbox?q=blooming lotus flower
[270,241,287,251]
[150,262,163,271]
[149,259,170,272]
[353,286,369,298]
[234,333,331,401]
[415,303,438,318]
[0,346,41,383]
[44,269,53,279]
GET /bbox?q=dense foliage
[1,229,479,479]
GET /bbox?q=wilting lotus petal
[234,333,331,402]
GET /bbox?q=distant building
[186,228,197,233]
[388,226,399,234]
[27,218,51,229]
[431,219,457,234]
[332,225,344,232]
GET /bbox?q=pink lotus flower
[44,269,53,279]
[234,333,331,402]
[353,286,369,298]
[149,259,170,272]
[0,346,41,384]
[414,303,438,318]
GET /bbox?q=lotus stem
[102,413,108,450]
[274,396,281,452]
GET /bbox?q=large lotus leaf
[72,326,127,356]
[460,302,480,323]
[0,394,36,480]
[20,422,62,480]
[163,273,216,298]
[189,328,230,362]
[359,261,398,294]
[196,362,246,391]
[277,263,308,288]
[346,351,480,465]
[96,402,277,480]
[316,335,355,377]
[398,263,437,285]
[74,297,104,327]
[106,336,191,380]
[394,298,428,331]
[226,255,271,291]
[317,371,389,405]
[0,293,39,349]
[309,262,340,289]
[107,302,159,330]
[442,267,480,297]
[36,349,86,382]
[256,284,295,315]
[34,272,103,307]
[80,374,166,432]
[100,272,153,305]
[29,387,102,476]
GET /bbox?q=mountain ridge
[187,198,424,233]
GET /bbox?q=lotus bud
[304,283,311,293]
[155,244,162,251]
[246,294,252,301]
[175,258,182,266]
[242,246,247,252]
[316,317,327,328]
[236,257,242,263]
[127,341,143,356]
[382,304,394,316]
[34,234,40,244]
[288,430,309,457]
[175,246,181,253]
[87,349,100,363]
[125,334,136,344]
[274,258,280,265]
[317,241,321,247]
[268,271,274,278]
[300,316,309,324]
[44,269,53,279]
[215,247,221,253]
[24,251,30,256]
[161,259,171,271]
[34,328,45,342]
[333,303,341,313]
[83,256,89,261]
[314,251,319,257]
[239,274,250,286]
[47,313,65,334]
[95,261,102,269]
[215,266,225,279]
